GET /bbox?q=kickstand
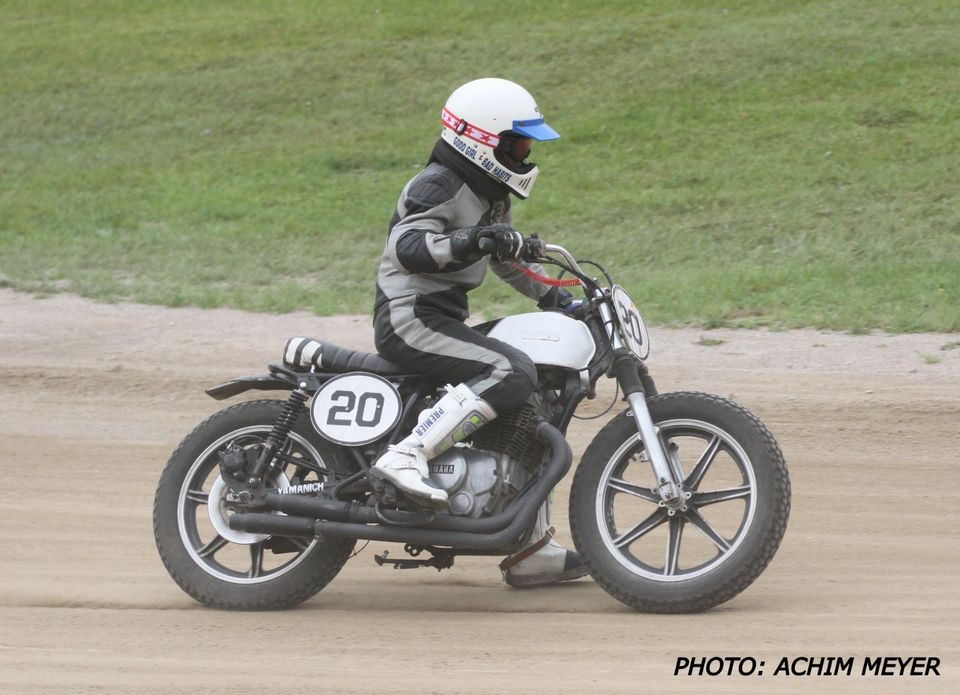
[374,548,455,572]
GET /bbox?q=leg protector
[500,496,589,587]
[371,384,496,507]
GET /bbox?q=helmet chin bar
[494,150,537,176]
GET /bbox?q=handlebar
[541,242,588,278]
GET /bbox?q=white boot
[501,497,588,587]
[371,384,496,507]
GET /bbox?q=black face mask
[429,139,510,200]
[494,132,536,174]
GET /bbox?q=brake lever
[522,233,546,262]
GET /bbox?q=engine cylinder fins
[467,402,546,470]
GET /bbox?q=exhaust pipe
[229,421,572,549]
[230,513,315,537]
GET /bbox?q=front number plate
[611,285,650,360]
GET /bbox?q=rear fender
[206,364,319,400]
[206,373,297,400]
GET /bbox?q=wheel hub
[660,488,693,514]
[208,473,289,545]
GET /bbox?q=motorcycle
[153,240,790,612]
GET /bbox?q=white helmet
[440,78,559,199]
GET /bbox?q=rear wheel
[570,392,790,612]
[154,400,356,610]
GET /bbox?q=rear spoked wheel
[154,400,356,609]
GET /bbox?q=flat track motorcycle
[153,241,790,612]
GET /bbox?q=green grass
[1,0,958,331]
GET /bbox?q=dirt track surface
[1,288,957,693]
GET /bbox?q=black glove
[450,223,523,263]
[538,286,587,319]
[479,225,525,262]
[537,286,574,311]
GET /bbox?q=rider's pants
[373,297,536,414]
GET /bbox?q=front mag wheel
[570,392,790,612]
[153,400,356,610]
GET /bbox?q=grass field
[1,1,957,331]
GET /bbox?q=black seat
[283,337,409,377]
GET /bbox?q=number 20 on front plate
[610,285,650,360]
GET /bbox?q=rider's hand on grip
[476,224,524,262]
[476,236,497,254]
[452,223,517,262]
[563,299,586,320]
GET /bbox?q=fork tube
[613,350,682,505]
[596,297,622,348]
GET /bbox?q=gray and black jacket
[374,140,559,322]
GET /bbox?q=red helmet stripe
[442,108,501,148]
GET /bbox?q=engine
[427,447,528,517]
[426,402,545,517]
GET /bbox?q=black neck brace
[429,139,512,202]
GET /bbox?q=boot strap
[383,444,424,469]
[498,526,556,572]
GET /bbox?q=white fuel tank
[486,312,596,370]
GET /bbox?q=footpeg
[374,548,454,572]
[373,481,446,514]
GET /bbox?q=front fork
[612,349,686,509]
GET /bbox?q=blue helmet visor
[511,117,560,141]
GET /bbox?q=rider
[370,78,586,587]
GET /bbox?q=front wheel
[570,392,790,612]
[154,399,357,610]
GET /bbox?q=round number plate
[310,372,402,446]
[611,285,650,360]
